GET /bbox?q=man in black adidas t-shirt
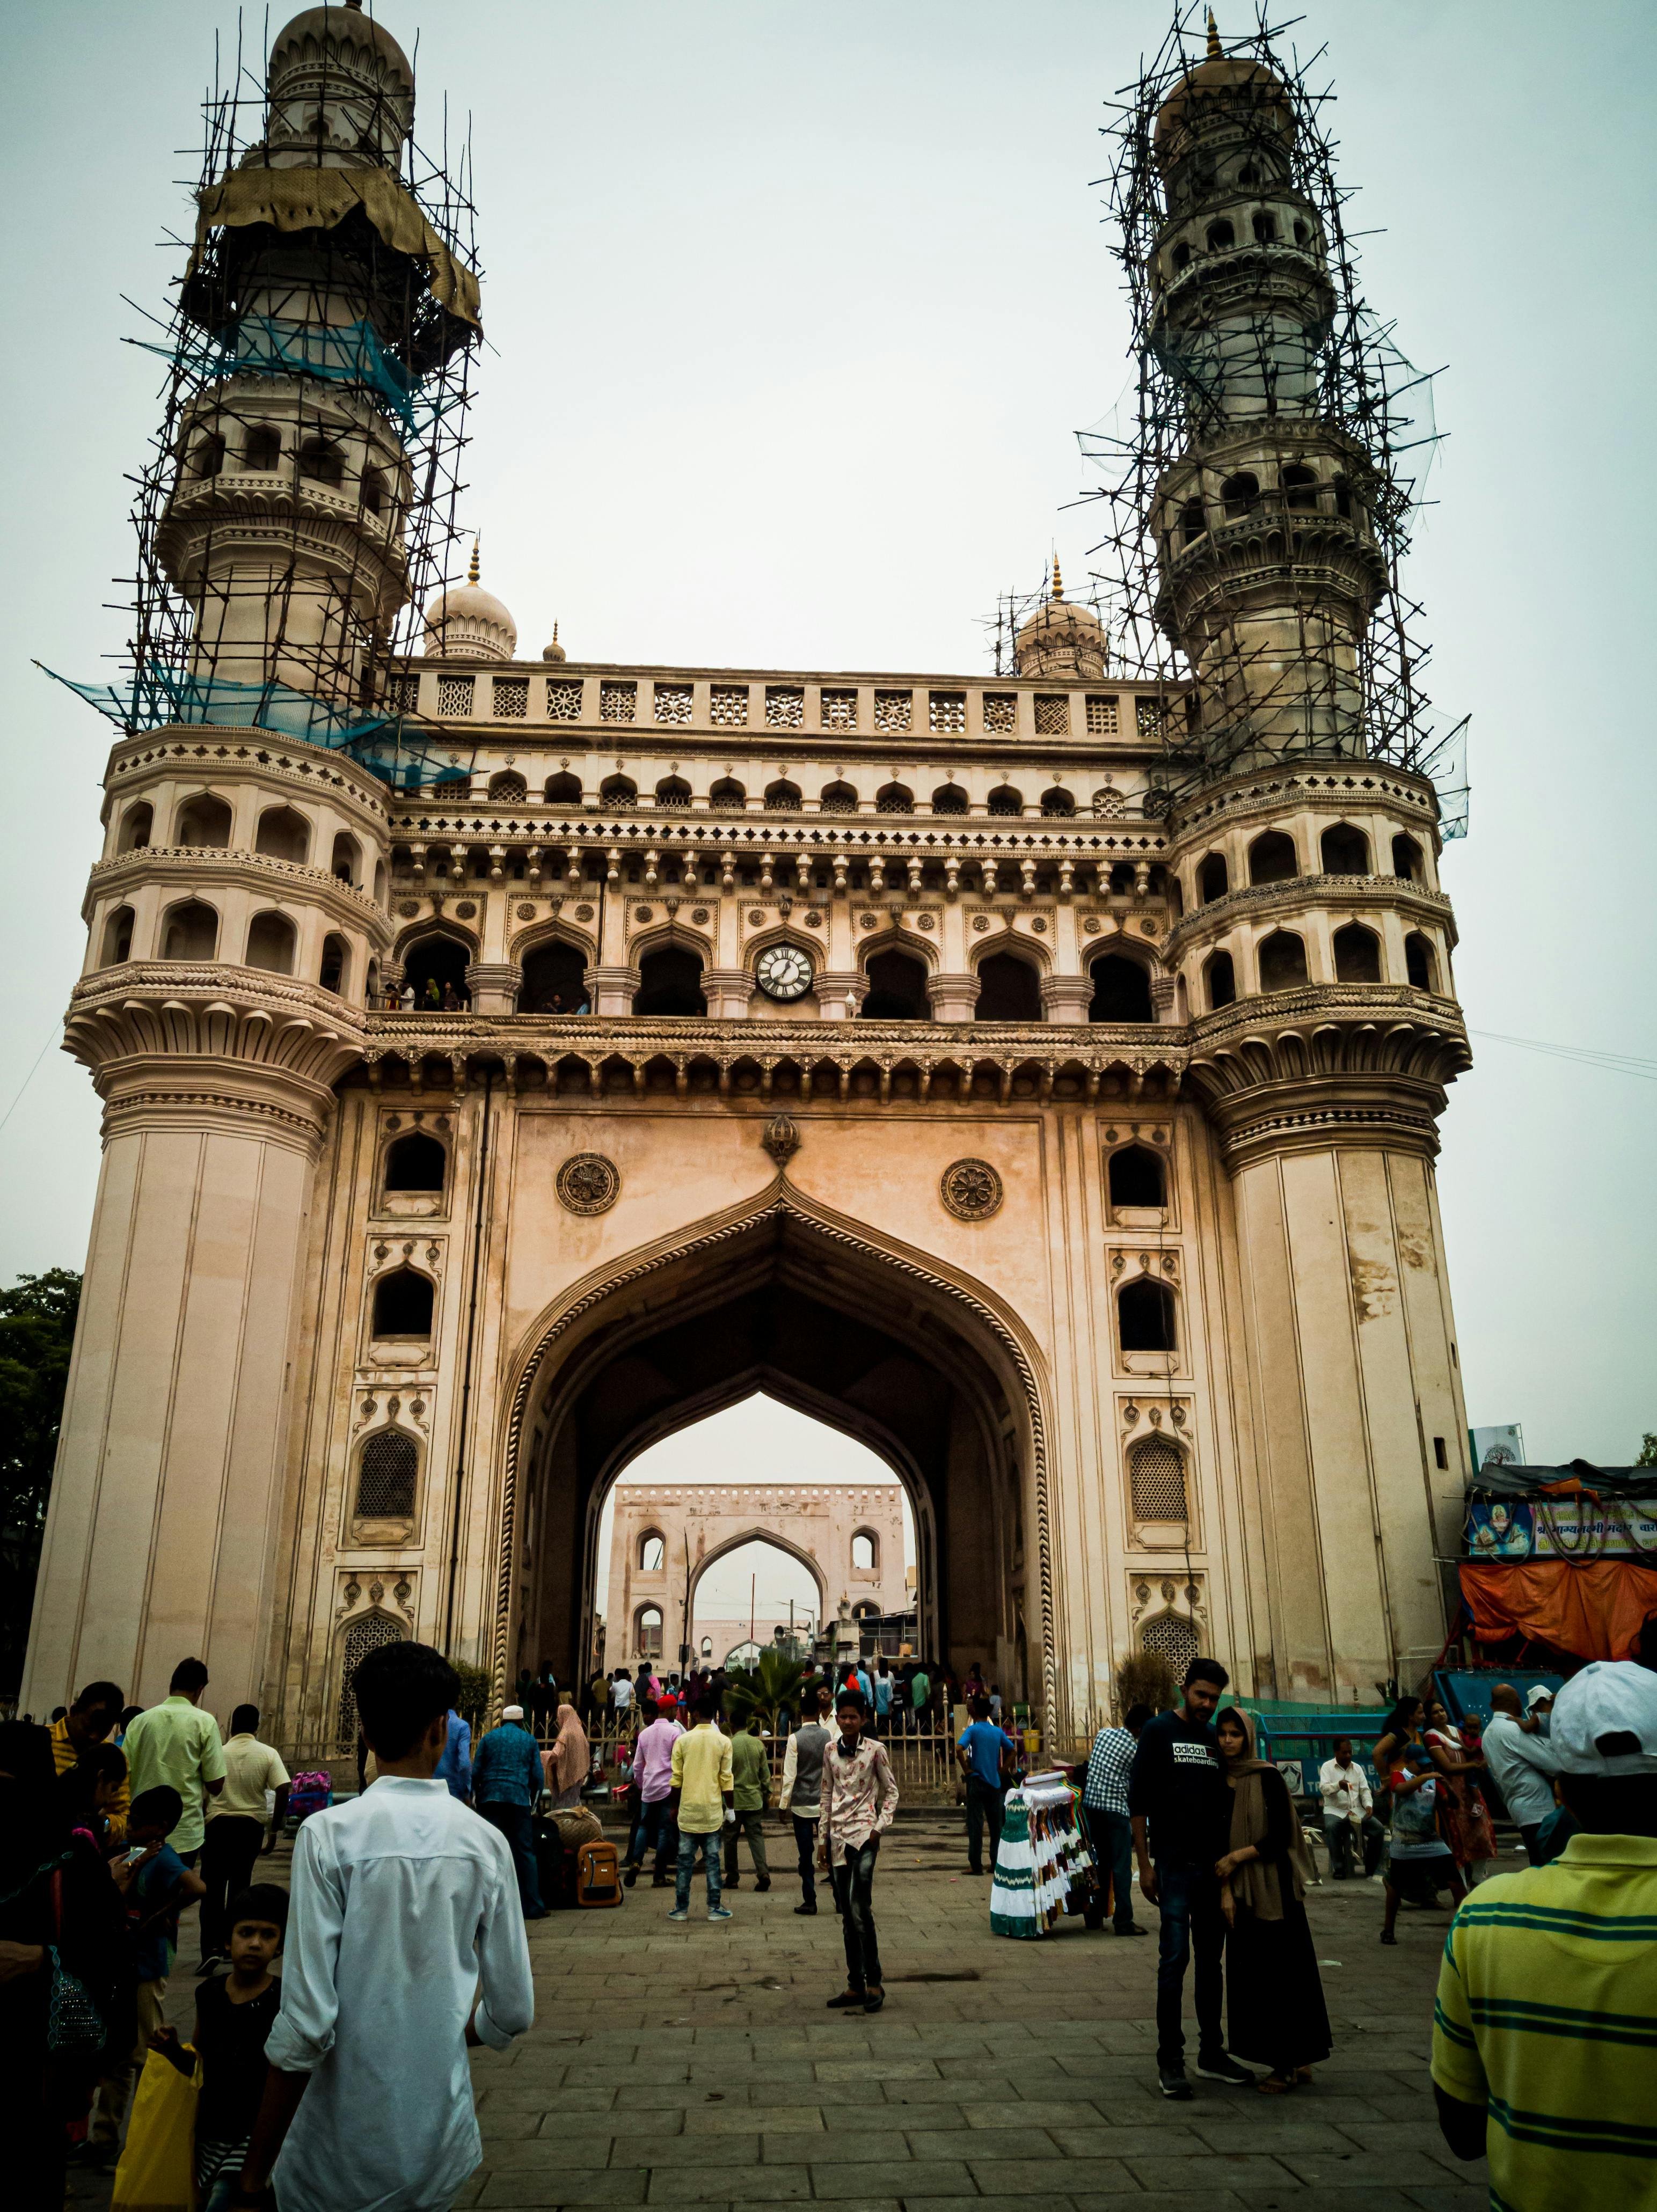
[1128,1656,1253,2098]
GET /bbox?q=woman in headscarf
[1213,1706,1332,2094]
[542,1702,592,1812]
[1422,1698,1497,1880]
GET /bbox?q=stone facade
[23,6,1473,1763]
[602,1482,909,1671]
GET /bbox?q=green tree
[1636,1434,1657,1468]
[0,1269,82,1697]
[722,1647,809,1731]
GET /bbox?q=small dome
[542,622,567,663]
[1153,21,1293,166]
[266,1,415,172]
[424,545,515,661]
[1015,559,1107,680]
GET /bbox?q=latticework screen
[1140,1611,1198,1678]
[335,1612,405,1750]
[355,1431,417,1520]
[1128,1435,1188,1521]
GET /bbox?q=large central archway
[498,1187,1052,1713]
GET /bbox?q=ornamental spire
[468,535,481,586]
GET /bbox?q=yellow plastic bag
[111,2045,200,2212]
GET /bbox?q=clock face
[755,943,813,1002]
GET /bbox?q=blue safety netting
[39,663,471,792]
[130,314,422,434]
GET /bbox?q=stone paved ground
[461,1814,1492,2212]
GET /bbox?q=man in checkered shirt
[1082,1704,1152,1935]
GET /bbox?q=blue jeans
[1153,1864,1225,2069]
[1082,1806,1137,1929]
[479,1799,543,1916]
[676,1828,724,1912]
[628,1796,677,1877]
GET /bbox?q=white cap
[1549,1661,1657,1776]
[1525,1683,1555,1713]
[502,1704,524,1720]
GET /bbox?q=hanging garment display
[990,1774,1098,1938]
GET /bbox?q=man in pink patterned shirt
[817,1687,899,2013]
[623,1698,682,1889]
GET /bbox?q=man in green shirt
[122,1657,228,1864]
[725,1715,772,1892]
[910,1665,931,1735]
[668,1695,734,1922]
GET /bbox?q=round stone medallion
[516,903,536,920]
[556,1152,620,1215]
[454,900,477,919]
[939,1158,1003,1222]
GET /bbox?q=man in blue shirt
[471,1704,548,1918]
[955,1695,1015,1875]
[433,1706,472,1801]
[873,1660,894,1732]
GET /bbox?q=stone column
[1040,976,1093,1024]
[21,966,363,1715]
[466,960,521,1015]
[929,973,979,1022]
[816,970,865,1020]
[587,964,639,1017]
[703,966,751,1018]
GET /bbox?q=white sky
[2,3,1654,1463]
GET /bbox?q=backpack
[288,1771,332,1822]
[575,1839,622,1908]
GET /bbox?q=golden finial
[1050,553,1065,603]
[552,620,559,646]
[468,536,480,587]
[1207,9,1221,58]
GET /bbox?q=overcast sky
[2,2,1653,1466]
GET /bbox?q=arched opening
[1088,953,1154,1024]
[634,1606,664,1660]
[1320,823,1370,875]
[763,779,801,812]
[860,949,929,1021]
[255,806,310,864]
[319,932,348,995]
[1405,932,1438,991]
[931,785,967,815]
[655,776,691,807]
[244,424,281,472]
[522,1215,1037,1703]
[488,772,527,804]
[1257,929,1309,992]
[297,435,345,490]
[875,782,913,815]
[1108,1145,1165,1211]
[1172,240,1191,271]
[986,785,1023,818]
[1118,1277,1176,1354]
[189,430,227,479]
[384,1131,446,1195]
[1332,921,1382,983]
[334,1612,406,1752]
[1333,475,1353,518]
[819,781,858,814]
[1040,787,1075,818]
[245,911,297,975]
[709,778,746,811]
[371,1269,434,1339]
[1221,472,1260,519]
[1247,830,1298,884]
[1179,496,1206,544]
[1204,948,1237,1010]
[975,951,1041,1022]
[360,465,386,516]
[1252,210,1279,245]
[1281,463,1318,509]
[101,906,135,967]
[639,1532,666,1572]
[354,1431,417,1522]
[1141,1610,1199,1679]
[176,794,232,848]
[635,946,706,1016]
[851,1530,878,1572]
[1392,833,1424,882]
[1198,852,1229,903]
[117,802,153,854]
[160,899,218,961]
[1206,218,1235,251]
[520,939,588,1014]
[403,932,471,1009]
[544,772,583,804]
[600,774,637,807]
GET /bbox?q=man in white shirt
[199,1703,290,1973]
[236,1642,534,2212]
[1483,1681,1563,1856]
[1318,1737,1384,1879]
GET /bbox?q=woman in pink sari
[542,1701,592,1811]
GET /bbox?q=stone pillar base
[587,965,640,1017]
[816,970,866,1020]
[703,966,753,1019]
[466,962,522,1017]
[928,973,979,1023]
[1040,976,1093,1024]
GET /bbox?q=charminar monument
[24,3,1472,1768]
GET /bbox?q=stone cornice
[388,814,1169,852]
[85,846,393,941]
[104,730,392,825]
[1162,873,1456,960]
[1164,761,1442,845]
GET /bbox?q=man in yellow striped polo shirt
[49,1679,129,1843]
[1432,1659,1657,2211]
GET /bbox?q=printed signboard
[1470,1423,1525,1471]
[1466,1498,1657,1560]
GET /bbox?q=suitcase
[575,1837,622,1908]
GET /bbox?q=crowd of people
[582,1650,979,1736]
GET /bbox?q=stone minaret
[1150,32,1473,1698]
[18,1,437,1713]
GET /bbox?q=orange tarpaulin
[1460,1559,1657,1663]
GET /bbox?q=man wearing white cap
[1432,1660,1657,2209]
[1524,1684,1554,1735]
[471,1703,549,1918]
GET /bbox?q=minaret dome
[423,540,517,662]
[265,0,415,172]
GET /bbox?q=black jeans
[199,1815,265,1958]
[1153,1864,1225,2069]
[480,1800,544,1915]
[830,1837,881,1991]
[628,1797,677,1877]
[724,1809,770,1884]
[792,1814,817,1906]
[965,1775,1006,1872]
[1082,1806,1136,1929]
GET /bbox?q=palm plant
[722,1647,811,1731]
